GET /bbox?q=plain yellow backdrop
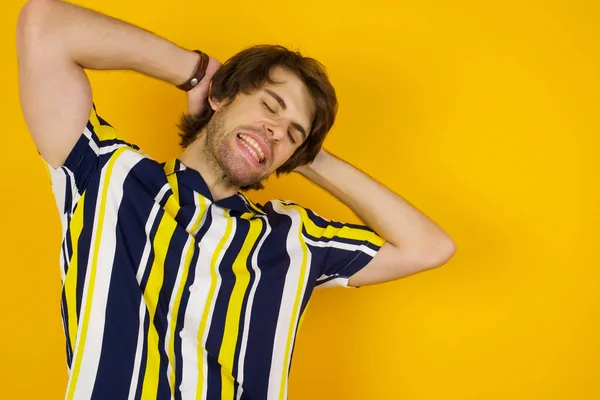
[1,0,598,398]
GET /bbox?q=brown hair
[178,45,338,188]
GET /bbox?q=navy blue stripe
[61,239,70,277]
[95,112,112,127]
[205,215,250,399]
[74,170,101,320]
[206,354,222,399]
[91,161,159,399]
[139,208,162,292]
[172,246,201,400]
[304,207,374,232]
[62,167,73,214]
[64,213,74,263]
[241,202,291,399]
[174,182,200,230]
[60,288,73,367]
[155,220,192,398]
[231,218,266,379]
[288,286,314,375]
[133,308,151,400]
[156,362,172,399]
[158,189,174,209]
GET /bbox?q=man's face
[204,67,316,188]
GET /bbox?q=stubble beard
[202,108,268,190]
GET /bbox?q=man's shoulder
[246,198,327,221]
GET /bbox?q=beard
[202,107,270,191]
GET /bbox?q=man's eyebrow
[264,88,287,110]
[264,88,308,140]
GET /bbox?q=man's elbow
[431,238,456,268]
[17,0,55,45]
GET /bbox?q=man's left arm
[296,149,456,287]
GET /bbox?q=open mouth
[237,133,266,164]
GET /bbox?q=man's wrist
[176,50,209,91]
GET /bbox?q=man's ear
[207,82,221,111]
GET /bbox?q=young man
[17,1,455,399]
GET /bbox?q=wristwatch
[177,50,210,92]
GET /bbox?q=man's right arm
[17,0,202,168]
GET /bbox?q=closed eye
[287,130,296,144]
[262,102,275,113]
[263,101,297,144]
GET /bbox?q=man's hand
[186,55,222,116]
[293,148,330,176]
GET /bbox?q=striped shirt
[44,105,384,400]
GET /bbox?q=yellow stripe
[301,212,385,246]
[196,210,234,400]
[164,159,181,219]
[167,194,208,393]
[66,147,128,400]
[190,194,208,234]
[88,106,101,128]
[219,217,263,400]
[278,205,311,400]
[140,199,179,400]
[64,193,86,354]
[89,106,123,143]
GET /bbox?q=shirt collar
[163,158,265,215]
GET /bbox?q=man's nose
[264,122,287,141]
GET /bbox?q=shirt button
[189,285,197,293]
[179,330,188,339]
[179,383,187,392]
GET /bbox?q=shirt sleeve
[299,206,386,289]
[42,104,142,220]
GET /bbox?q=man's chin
[224,170,268,191]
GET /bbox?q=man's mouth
[237,133,266,164]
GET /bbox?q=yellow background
[1,0,598,398]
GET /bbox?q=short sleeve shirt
[46,105,384,400]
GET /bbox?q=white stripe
[179,204,234,400]
[83,127,100,155]
[64,167,82,211]
[164,235,193,387]
[60,298,72,368]
[48,167,69,281]
[304,237,378,257]
[126,183,169,400]
[48,163,85,282]
[60,240,68,283]
[68,150,143,399]
[99,143,131,155]
[266,203,312,400]
[84,125,133,156]
[164,193,208,389]
[235,215,269,400]
[315,277,351,288]
[126,297,148,400]
[135,183,170,283]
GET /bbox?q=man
[16,0,456,399]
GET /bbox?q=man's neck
[178,135,239,201]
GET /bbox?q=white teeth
[239,134,265,162]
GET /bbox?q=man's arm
[16,0,210,168]
[296,150,456,287]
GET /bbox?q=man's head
[178,45,338,191]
